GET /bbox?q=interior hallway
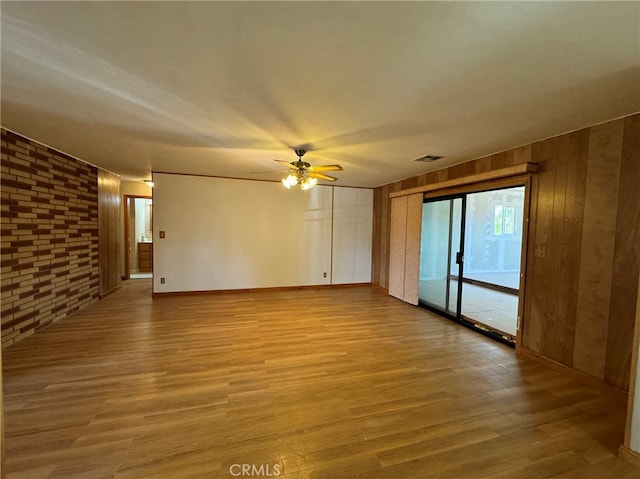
[2,281,637,479]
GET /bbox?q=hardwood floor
[2,280,638,478]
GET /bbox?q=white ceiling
[2,2,639,187]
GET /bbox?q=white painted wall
[134,199,147,242]
[153,173,372,293]
[332,187,373,284]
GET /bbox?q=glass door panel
[461,186,525,337]
[419,197,463,316]
[448,198,463,314]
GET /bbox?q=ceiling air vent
[414,154,443,162]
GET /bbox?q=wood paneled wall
[372,113,640,391]
[608,114,640,387]
[98,170,121,296]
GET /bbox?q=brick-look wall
[0,129,100,347]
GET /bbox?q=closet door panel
[389,196,408,300]
[403,194,423,305]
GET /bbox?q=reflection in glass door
[418,197,464,317]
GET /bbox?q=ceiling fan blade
[274,159,297,169]
[309,164,343,172]
[310,172,338,182]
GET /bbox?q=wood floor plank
[2,280,638,478]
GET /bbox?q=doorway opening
[418,185,526,345]
[124,195,153,280]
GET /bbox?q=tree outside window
[494,205,516,236]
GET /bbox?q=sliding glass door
[461,187,524,337]
[418,196,464,317]
[419,185,526,344]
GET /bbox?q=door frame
[123,194,152,280]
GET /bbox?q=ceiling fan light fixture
[282,174,298,188]
[300,177,318,190]
[277,148,340,190]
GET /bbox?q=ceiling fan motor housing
[294,161,311,170]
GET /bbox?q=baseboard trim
[371,284,389,294]
[518,347,628,402]
[152,282,373,297]
[619,445,640,468]
[99,283,122,299]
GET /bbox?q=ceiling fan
[275,149,343,190]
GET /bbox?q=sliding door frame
[422,175,533,349]
[419,194,466,321]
